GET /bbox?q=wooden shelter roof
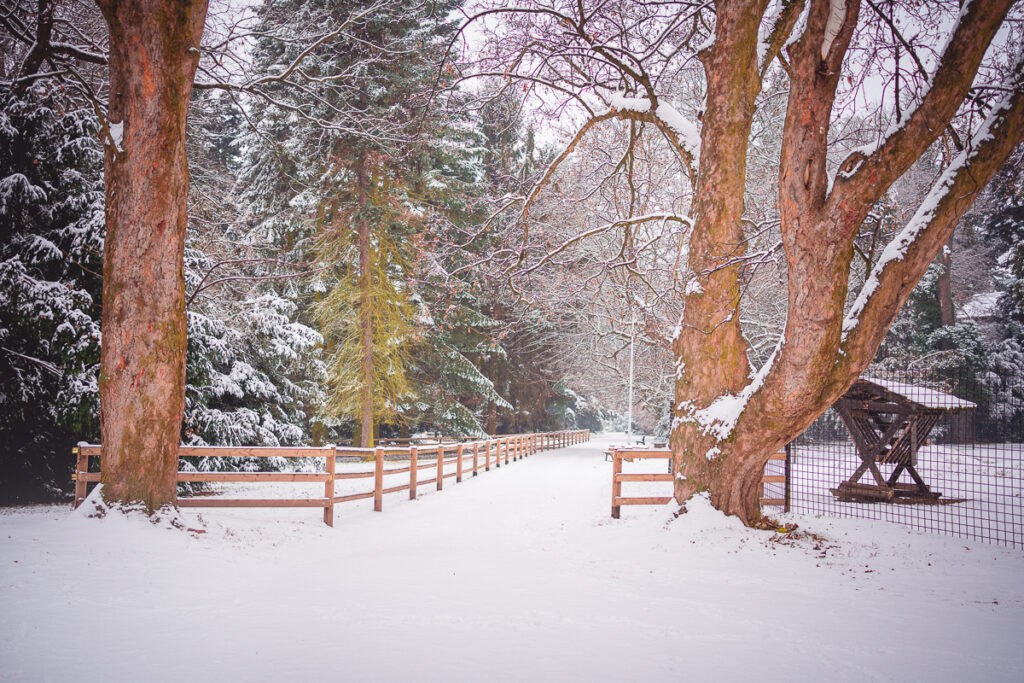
[848,377,976,412]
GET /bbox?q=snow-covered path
[2,434,1023,682]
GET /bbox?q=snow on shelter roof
[858,377,977,411]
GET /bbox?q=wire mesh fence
[787,367,1023,548]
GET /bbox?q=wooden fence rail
[73,430,590,526]
[610,446,790,518]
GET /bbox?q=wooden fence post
[72,444,88,509]
[472,443,479,476]
[437,445,444,490]
[485,440,491,470]
[324,445,336,527]
[410,446,418,500]
[504,438,510,465]
[374,446,384,512]
[611,451,623,519]
[456,444,464,483]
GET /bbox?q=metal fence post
[784,442,791,514]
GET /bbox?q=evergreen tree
[0,89,104,502]
[241,0,499,444]
[183,90,326,458]
[983,149,1024,435]
[402,95,516,435]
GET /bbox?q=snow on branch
[760,0,806,76]
[601,92,701,164]
[821,0,847,60]
[830,0,1015,203]
[842,84,1021,342]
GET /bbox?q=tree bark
[670,0,770,512]
[96,0,208,510]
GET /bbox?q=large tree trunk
[670,0,771,517]
[96,0,208,510]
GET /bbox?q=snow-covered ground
[2,434,1023,682]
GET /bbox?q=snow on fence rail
[72,430,590,526]
[610,447,789,518]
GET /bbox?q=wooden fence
[610,448,674,519]
[610,446,790,518]
[73,430,590,526]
